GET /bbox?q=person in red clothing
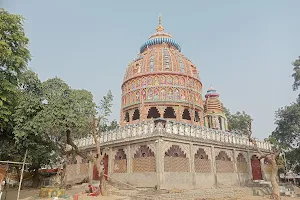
[87,185,100,196]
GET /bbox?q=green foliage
[223,107,252,134]
[292,56,300,91]
[0,9,31,128]
[13,73,97,166]
[99,119,119,132]
[98,91,113,119]
[272,99,300,148]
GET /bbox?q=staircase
[248,180,296,197]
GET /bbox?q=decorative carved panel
[165,145,186,158]
[133,145,155,158]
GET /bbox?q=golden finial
[156,14,164,32]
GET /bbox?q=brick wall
[133,157,156,172]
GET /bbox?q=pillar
[247,150,253,179]
[156,139,164,188]
[233,149,239,185]
[127,145,132,173]
[211,146,217,187]
[108,148,113,174]
[88,151,93,182]
[190,143,196,188]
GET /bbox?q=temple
[69,17,272,189]
[121,17,227,131]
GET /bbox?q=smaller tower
[204,86,228,131]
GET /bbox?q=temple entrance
[93,154,109,181]
[251,155,262,180]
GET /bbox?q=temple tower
[203,86,228,131]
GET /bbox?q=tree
[0,9,31,130]
[99,119,119,132]
[292,56,300,91]
[272,98,300,175]
[13,70,59,187]
[92,90,114,196]
[223,107,252,134]
[247,122,281,199]
[13,75,97,187]
[0,9,31,162]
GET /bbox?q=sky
[1,0,299,139]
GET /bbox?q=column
[127,145,132,173]
[129,110,133,124]
[233,149,239,185]
[108,148,113,174]
[190,143,196,188]
[88,151,93,182]
[247,150,253,179]
[156,139,164,188]
[211,146,217,187]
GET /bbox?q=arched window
[164,48,170,69]
[163,107,176,119]
[150,56,154,72]
[182,109,191,120]
[132,109,140,121]
[147,107,160,119]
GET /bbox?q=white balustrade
[72,119,271,151]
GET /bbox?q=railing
[72,120,272,150]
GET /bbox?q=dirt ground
[1,185,299,200]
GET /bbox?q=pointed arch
[174,89,180,100]
[164,145,189,172]
[167,75,173,85]
[147,88,153,100]
[132,109,140,121]
[147,107,160,119]
[134,145,155,158]
[135,91,140,102]
[174,76,179,85]
[153,88,159,100]
[195,148,209,160]
[163,107,176,119]
[160,76,166,85]
[115,149,127,160]
[133,145,156,172]
[182,108,191,120]
[147,77,153,86]
[165,145,186,158]
[167,88,173,100]
[216,151,231,161]
[180,89,186,101]
[161,88,166,100]
[163,48,170,70]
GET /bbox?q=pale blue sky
[2,0,299,139]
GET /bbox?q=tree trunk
[59,164,66,189]
[92,118,107,196]
[269,156,280,199]
[32,168,40,188]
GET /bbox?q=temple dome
[121,17,204,126]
